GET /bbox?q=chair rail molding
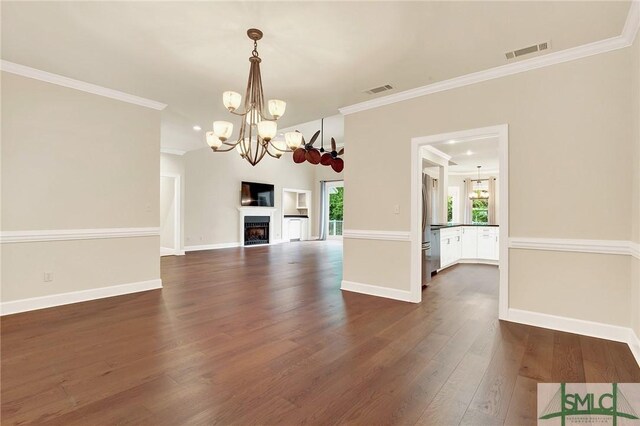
[0,227,160,244]
[342,229,411,242]
[339,1,640,116]
[508,237,638,257]
[0,60,167,110]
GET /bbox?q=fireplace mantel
[238,207,276,246]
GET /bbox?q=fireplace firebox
[244,216,270,246]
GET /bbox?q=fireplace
[244,216,270,246]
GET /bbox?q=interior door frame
[325,180,344,240]
[160,173,183,256]
[410,124,509,318]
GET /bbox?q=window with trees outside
[470,179,489,224]
[472,199,488,224]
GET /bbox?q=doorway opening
[160,173,182,256]
[326,180,344,239]
[411,125,509,319]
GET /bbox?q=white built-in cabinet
[439,226,499,270]
[282,218,309,241]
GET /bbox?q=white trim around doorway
[410,124,509,318]
[160,173,184,256]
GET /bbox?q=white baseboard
[341,280,418,303]
[184,242,241,252]
[506,308,640,367]
[160,247,185,256]
[185,240,291,252]
[457,259,499,265]
[0,279,163,316]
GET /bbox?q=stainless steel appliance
[421,174,440,286]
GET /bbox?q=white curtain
[463,179,473,223]
[319,181,327,240]
[488,177,497,225]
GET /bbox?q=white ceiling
[432,136,499,174]
[1,1,631,152]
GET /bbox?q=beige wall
[1,72,161,302]
[343,45,636,327]
[183,148,316,246]
[631,33,640,338]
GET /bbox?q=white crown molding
[508,237,636,256]
[0,60,167,111]
[422,145,452,161]
[0,227,160,244]
[339,2,640,116]
[631,242,640,260]
[161,148,186,156]
[341,280,418,303]
[0,279,162,316]
[342,229,412,242]
[507,308,640,367]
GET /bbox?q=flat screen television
[241,181,275,207]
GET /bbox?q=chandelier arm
[211,144,238,153]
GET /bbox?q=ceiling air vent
[365,84,393,95]
[505,41,550,60]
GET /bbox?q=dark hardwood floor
[2,241,639,425]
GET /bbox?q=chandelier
[206,28,303,166]
[468,165,489,199]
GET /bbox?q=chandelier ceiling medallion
[206,28,302,166]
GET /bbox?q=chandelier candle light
[206,28,303,166]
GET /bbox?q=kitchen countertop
[430,223,499,230]
[284,215,309,218]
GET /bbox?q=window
[472,199,488,223]
[447,186,460,223]
[470,179,489,224]
[447,195,453,222]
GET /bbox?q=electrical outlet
[43,272,53,282]
[393,204,400,214]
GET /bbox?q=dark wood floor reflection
[2,241,639,425]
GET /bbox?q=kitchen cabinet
[288,219,302,240]
[440,228,461,267]
[283,217,309,241]
[476,227,498,260]
[461,227,477,259]
[437,225,499,271]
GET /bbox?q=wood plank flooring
[2,241,639,425]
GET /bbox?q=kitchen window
[470,179,489,224]
[472,199,489,224]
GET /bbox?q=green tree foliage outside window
[472,199,488,224]
[447,196,453,222]
[329,187,344,221]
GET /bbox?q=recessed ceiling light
[193,125,202,131]
[466,150,473,155]
[448,140,456,144]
